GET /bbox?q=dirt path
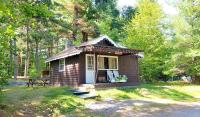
[85,98,200,117]
[148,106,200,117]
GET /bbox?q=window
[98,56,118,70]
[109,57,118,69]
[98,56,104,69]
[59,58,65,72]
[87,55,94,70]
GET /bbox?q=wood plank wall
[50,55,80,86]
[119,55,139,83]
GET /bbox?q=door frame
[85,54,95,84]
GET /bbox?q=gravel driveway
[85,98,200,117]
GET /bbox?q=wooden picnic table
[27,77,50,87]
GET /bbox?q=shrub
[29,65,40,79]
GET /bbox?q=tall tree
[94,0,125,42]
[124,0,169,82]
[121,6,137,21]
[0,0,19,84]
[166,0,200,83]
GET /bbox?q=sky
[117,0,179,15]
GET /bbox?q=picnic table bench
[27,77,50,87]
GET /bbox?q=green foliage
[0,0,18,88]
[1,0,200,84]
[94,0,130,42]
[122,6,137,21]
[164,0,200,83]
[20,2,53,19]
[29,64,40,79]
[124,0,170,82]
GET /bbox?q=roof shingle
[45,35,141,62]
[45,47,82,62]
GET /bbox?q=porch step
[78,84,95,92]
[78,93,98,99]
[79,84,95,88]
[73,90,90,95]
[74,84,97,99]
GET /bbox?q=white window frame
[59,58,65,72]
[86,54,95,71]
[97,55,118,70]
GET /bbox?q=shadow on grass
[116,84,196,101]
[153,81,192,86]
[39,87,85,115]
[0,86,88,116]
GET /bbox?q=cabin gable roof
[46,47,82,63]
[46,35,142,63]
[79,35,120,47]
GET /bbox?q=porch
[86,54,123,84]
[83,45,142,85]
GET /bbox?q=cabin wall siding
[49,54,140,87]
[119,55,139,84]
[79,53,86,84]
[50,55,79,87]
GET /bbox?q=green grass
[97,82,200,102]
[0,86,93,116]
[0,82,200,116]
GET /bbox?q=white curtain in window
[98,57,104,69]
[109,58,117,69]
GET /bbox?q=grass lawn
[97,82,200,102]
[0,86,94,117]
[0,81,200,116]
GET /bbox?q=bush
[29,65,40,79]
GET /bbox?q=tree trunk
[50,42,53,56]
[56,36,59,53]
[35,39,40,75]
[13,38,18,80]
[9,39,13,77]
[81,31,88,42]
[48,47,50,58]
[24,21,30,79]
[72,2,78,40]
[47,42,53,58]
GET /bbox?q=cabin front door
[86,54,95,84]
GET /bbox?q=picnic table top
[28,77,50,81]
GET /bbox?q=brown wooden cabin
[46,35,143,88]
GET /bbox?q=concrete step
[79,84,95,89]
[78,84,95,92]
[78,93,98,99]
[76,84,97,99]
